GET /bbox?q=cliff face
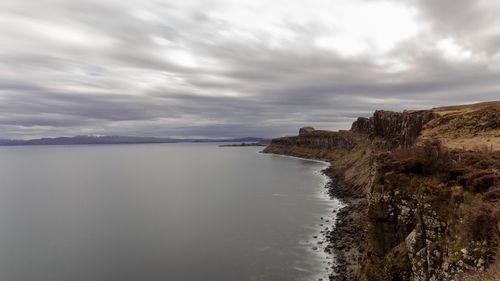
[264,130,356,161]
[372,110,437,148]
[361,146,500,281]
[267,109,438,156]
[263,101,500,281]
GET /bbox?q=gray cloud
[0,0,499,139]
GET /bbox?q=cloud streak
[0,0,499,139]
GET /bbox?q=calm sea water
[0,143,338,281]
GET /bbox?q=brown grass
[420,101,500,150]
[463,195,499,242]
[432,101,500,112]
[380,140,500,244]
[483,185,500,203]
[451,149,500,192]
[380,139,452,175]
[459,260,500,281]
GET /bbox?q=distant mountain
[0,135,263,146]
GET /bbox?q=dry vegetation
[380,139,453,175]
[460,261,500,281]
[381,141,499,184]
[421,101,500,150]
[460,147,500,243]
[452,146,500,193]
[381,140,500,245]
[463,188,500,242]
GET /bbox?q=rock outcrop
[299,126,316,135]
[372,110,437,148]
[350,117,373,135]
[271,129,355,150]
[263,101,500,281]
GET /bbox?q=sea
[0,143,341,281]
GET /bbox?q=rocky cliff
[263,101,500,281]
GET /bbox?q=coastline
[260,101,500,281]
[322,166,367,281]
[261,150,366,281]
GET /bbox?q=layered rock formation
[263,101,500,281]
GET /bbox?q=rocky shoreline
[262,150,368,281]
[321,166,367,281]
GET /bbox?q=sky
[0,0,499,139]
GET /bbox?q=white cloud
[0,15,116,50]
[436,38,473,61]
[313,1,421,57]
[0,0,499,138]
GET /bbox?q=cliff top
[278,101,500,151]
[432,101,500,115]
[421,101,500,150]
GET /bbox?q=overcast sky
[1,0,499,139]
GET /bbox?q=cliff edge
[263,101,500,281]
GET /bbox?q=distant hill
[0,135,263,146]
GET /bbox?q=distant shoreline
[0,136,263,147]
[219,142,266,147]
